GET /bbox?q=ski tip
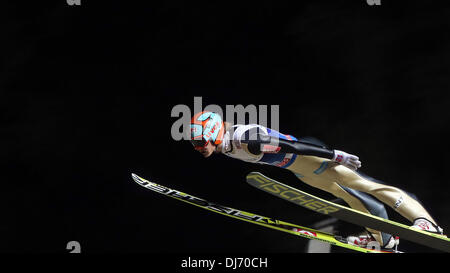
[131,173,151,184]
[131,173,142,182]
[246,171,262,177]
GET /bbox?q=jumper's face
[192,140,215,158]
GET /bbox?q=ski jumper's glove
[332,150,361,171]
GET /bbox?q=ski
[246,172,450,253]
[131,173,395,253]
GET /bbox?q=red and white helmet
[190,111,224,148]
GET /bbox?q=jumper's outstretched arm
[244,135,362,170]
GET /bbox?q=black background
[2,0,450,255]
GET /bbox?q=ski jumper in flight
[189,111,444,249]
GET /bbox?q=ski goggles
[190,138,209,149]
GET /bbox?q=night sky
[2,0,450,255]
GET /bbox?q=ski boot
[347,231,400,252]
[411,218,446,236]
